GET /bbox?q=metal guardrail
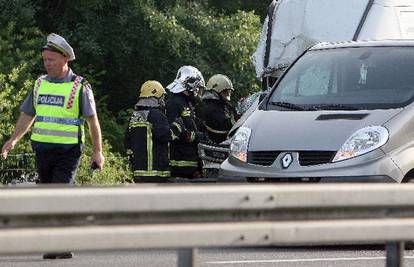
[1,184,414,266]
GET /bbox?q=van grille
[248,151,280,166]
[204,149,229,161]
[299,151,336,166]
[247,151,336,166]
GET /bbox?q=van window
[270,47,414,110]
[400,11,414,38]
[280,54,338,99]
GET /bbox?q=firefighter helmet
[139,80,165,99]
[166,66,205,93]
[206,74,234,93]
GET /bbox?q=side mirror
[259,91,268,102]
[258,91,269,110]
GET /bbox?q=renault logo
[281,153,293,169]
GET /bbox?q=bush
[76,139,133,185]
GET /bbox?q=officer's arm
[1,112,35,159]
[85,115,105,170]
[166,101,182,123]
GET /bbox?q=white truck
[254,0,414,90]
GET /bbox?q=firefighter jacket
[166,93,202,178]
[31,75,85,144]
[125,98,171,179]
[199,91,236,144]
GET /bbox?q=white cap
[166,66,205,94]
[166,81,186,94]
[42,33,75,61]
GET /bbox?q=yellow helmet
[206,74,234,93]
[139,80,166,99]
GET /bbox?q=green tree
[207,0,270,21]
[0,0,44,183]
[32,0,263,111]
[76,139,132,185]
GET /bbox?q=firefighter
[125,80,171,183]
[166,66,205,179]
[199,74,237,144]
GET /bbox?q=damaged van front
[221,41,414,183]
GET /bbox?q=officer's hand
[1,139,16,160]
[91,151,105,171]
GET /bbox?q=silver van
[199,0,414,178]
[221,40,414,183]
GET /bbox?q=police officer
[1,33,104,259]
[125,80,171,183]
[166,66,205,179]
[199,74,237,144]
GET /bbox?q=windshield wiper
[310,104,359,111]
[271,101,307,111]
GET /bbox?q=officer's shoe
[43,252,73,259]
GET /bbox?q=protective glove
[171,117,187,141]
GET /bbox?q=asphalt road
[1,246,414,267]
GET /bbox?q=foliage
[0,27,43,177]
[0,0,43,183]
[188,8,262,100]
[0,0,38,29]
[95,97,129,153]
[76,139,133,185]
[0,0,42,144]
[31,0,263,140]
[207,0,270,21]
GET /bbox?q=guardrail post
[386,242,404,267]
[177,248,198,267]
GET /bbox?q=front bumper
[198,143,230,177]
[220,149,403,183]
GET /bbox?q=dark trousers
[35,145,82,184]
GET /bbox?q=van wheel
[402,170,414,183]
[402,176,414,183]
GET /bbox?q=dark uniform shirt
[199,91,236,144]
[166,93,201,178]
[125,98,171,182]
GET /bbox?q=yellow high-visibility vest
[31,76,85,144]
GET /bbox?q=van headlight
[230,126,252,162]
[333,126,389,162]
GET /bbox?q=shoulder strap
[66,75,83,109]
[33,75,46,106]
